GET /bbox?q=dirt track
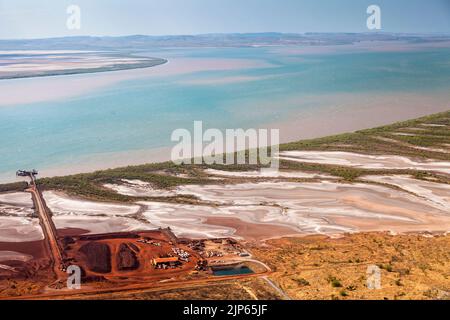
[27,183,65,278]
[1,266,270,300]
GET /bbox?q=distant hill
[1,33,449,51]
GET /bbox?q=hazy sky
[1,0,449,39]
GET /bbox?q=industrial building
[152,257,180,269]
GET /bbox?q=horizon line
[2,31,450,42]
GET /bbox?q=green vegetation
[339,290,349,297]
[37,162,211,202]
[327,276,343,288]
[252,232,450,300]
[293,277,310,286]
[378,264,394,272]
[280,111,450,183]
[281,111,450,161]
[0,181,28,193]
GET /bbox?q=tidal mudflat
[2,111,448,243]
[278,151,450,174]
[45,170,450,240]
[0,36,449,301]
[2,114,448,245]
[0,50,166,80]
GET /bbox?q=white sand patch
[34,176,450,240]
[204,169,335,179]
[0,192,34,217]
[0,217,44,242]
[0,251,33,262]
[175,181,445,216]
[374,137,450,154]
[43,191,140,216]
[121,179,149,186]
[420,124,447,127]
[362,175,450,211]
[0,192,33,207]
[44,188,155,235]
[405,127,427,131]
[0,203,33,217]
[53,215,154,235]
[398,144,450,155]
[0,52,154,74]
[103,179,177,197]
[391,132,417,137]
[139,201,287,239]
[174,181,450,233]
[141,204,237,239]
[278,151,450,174]
[137,180,450,237]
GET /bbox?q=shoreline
[0,51,168,81]
[1,100,449,184]
[0,57,270,107]
[0,59,168,81]
[267,92,450,144]
[0,111,448,258]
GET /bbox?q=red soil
[205,217,299,241]
[0,240,47,260]
[64,230,201,283]
[57,228,90,237]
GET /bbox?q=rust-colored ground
[205,217,298,241]
[64,230,201,284]
[250,232,450,300]
[0,240,47,260]
[0,230,218,298]
[4,229,448,300]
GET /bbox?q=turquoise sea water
[0,46,449,181]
